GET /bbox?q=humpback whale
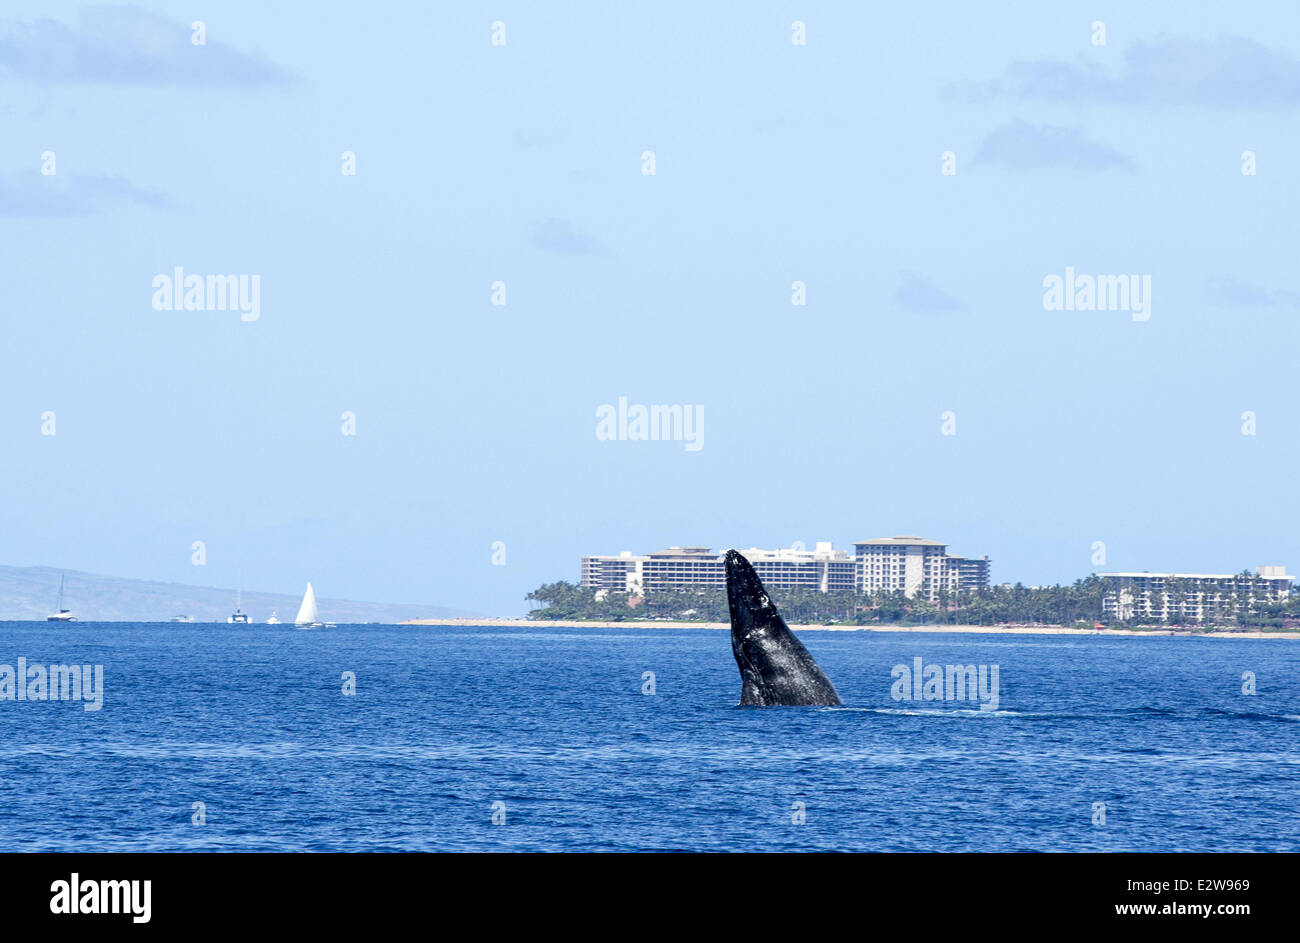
[725,549,841,706]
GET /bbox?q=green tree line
[525,575,1300,632]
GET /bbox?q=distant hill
[0,565,480,623]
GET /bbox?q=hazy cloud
[895,271,964,313]
[975,120,1133,172]
[532,217,600,255]
[969,34,1300,111]
[0,5,290,87]
[1206,276,1300,311]
[0,172,173,217]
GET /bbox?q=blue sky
[1,2,1298,615]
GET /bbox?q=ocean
[0,622,1297,852]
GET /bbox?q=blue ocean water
[0,622,1297,852]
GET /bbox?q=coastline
[399,617,1300,639]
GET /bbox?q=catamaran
[228,571,251,624]
[46,575,76,622]
[294,582,323,629]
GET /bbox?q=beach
[399,617,1300,639]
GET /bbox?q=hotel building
[853,536,991,600]
[1100,566,1293,623]
[581,537,989,600]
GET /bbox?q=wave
[827,706,1032,718]
[1204,708,1300,723]
[827,705,1300,723]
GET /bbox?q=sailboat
[228,570,251,624]
[294,582,323,629]
[46,575,77,622]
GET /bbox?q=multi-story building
[581,538,984,599]
[641,546,725,593]
[580,551,645,595]
[746,543,856,594]
[1100,566,1293,623]
[581,543,856,595]
[853,536,990,601]
[953,555,992,594]
[581,546,1294,619]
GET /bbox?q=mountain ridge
[0,564,480,623]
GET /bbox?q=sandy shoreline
[399,617,1300,640]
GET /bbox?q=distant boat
[228,570,250,624]
[294,582,323,629]
[266,611,281,625]
[168,615,195,624]
[46,575,77,622]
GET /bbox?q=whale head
[724,549,841,707]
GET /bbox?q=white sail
[294,582,319,625]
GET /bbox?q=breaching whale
[725,549,841,706]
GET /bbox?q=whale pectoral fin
[739,675,765,707]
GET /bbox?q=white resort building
[581,538,990,601]
[1099,566,1293,623]
[853,536,991,600]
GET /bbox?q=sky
[1,2,1299,616]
